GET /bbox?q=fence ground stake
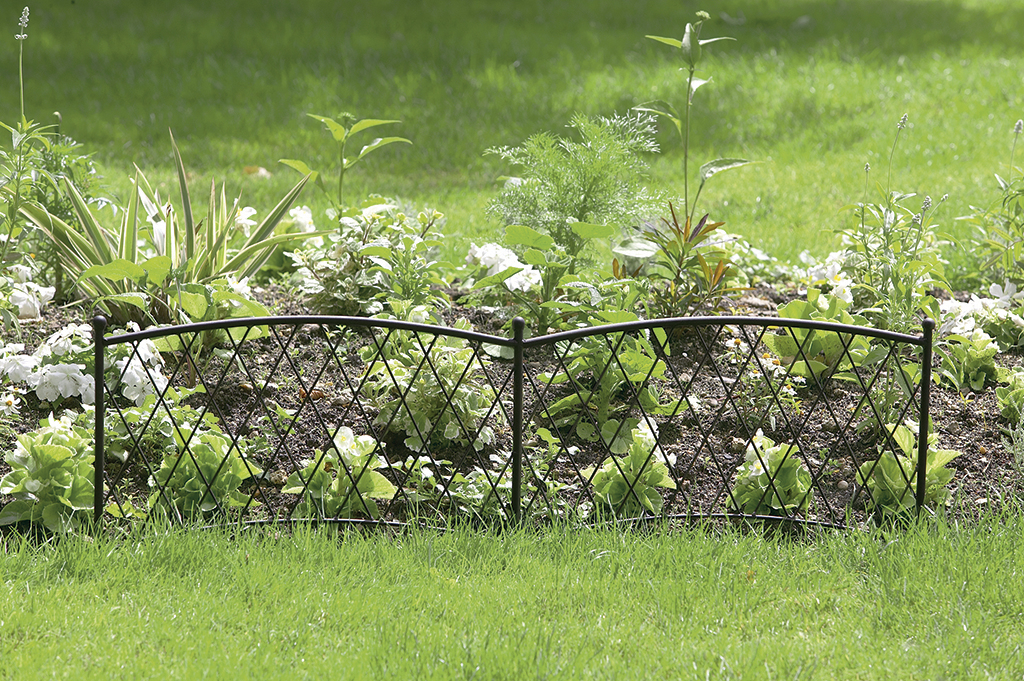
[92,315,108,526]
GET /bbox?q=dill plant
[486,111,663,269]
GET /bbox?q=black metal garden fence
[91,313,933,529]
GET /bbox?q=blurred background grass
[2,0,1022,263]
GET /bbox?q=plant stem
[683,65,693,224]
[18,42,25,123]
[338,138,346,214]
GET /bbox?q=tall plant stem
[1010,128,1021,183]
[683,65,693,225]
[18,39,25,123]
[338,138,347,214]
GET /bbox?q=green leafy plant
[487,111,662,266]
[837,116,948,332]
[996,369,1024,422]
[727,432,812,516]
[540,320,679,442]
[615,205,740,317]
[361,310,498,452]
[1000,415,1024,474]
[280,112,411,218]
[473,222,620,335]
[22,132,319,326]
[282,426,396,520]
[149,423,263,519]
[856,421,962,519]
[638,10,752,227]
[0,411,94,533]
[965,119,1024,285]
[937,331,998,394]
[762,288,871,380]
[582,423,676,518]
[290,200,449,315]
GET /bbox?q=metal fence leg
[915,318,934,516]
[92,315,108,526]
[511,317,525,523]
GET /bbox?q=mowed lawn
[1,0,1021,262]
[2,519,1024,680]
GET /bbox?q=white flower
[10,281,55,319]
[27,363,92,402]
[235,206,258,237]
[45,323,92,357]
[116,356,168,405]
[466,242,540,292]
[224,275,251,298]
[0,352,40,382]
[988,280,1023,309]
[0,391,20,416]
[289,205,316,232]
[7,264,33,283]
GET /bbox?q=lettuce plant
[361,311,497,452]
[582,423,676,518]
[149,423,262,518]
[762,288,871,380]
[996,369,1024,422]
[0,412,94,532]
[856,421,962,519]
[937,331,998,394]
[727,433,812,516]
[282,426,396,520]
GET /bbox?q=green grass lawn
[3,0,1022,263]
[3,519,1024,680]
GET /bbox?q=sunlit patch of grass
[1,0,1021,264]
[3,517,1024,678]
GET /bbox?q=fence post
[915,318,934,515]
[511,317,525,522]
[92,315,108,525]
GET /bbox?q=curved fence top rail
[95,314,934,350]
[522,315,933,349]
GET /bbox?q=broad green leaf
[359,245,393,259]
[522,248,548,267]
[101,293,149,311]
[699,158,754,183]
[472,267,523,290]
[307,114,349,142]
[80,259,147,284]
[141,255,172,287]
[279,158,318,180]
[355,136,412,162]
[349,118,402,137]
[613,237,659,260]
[646,34,682,48]
[570,222,615,239]
[505,224,554,250]
[177,288,210,320]
[596,310,639,324]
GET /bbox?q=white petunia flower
[235,206,258,237]
[0,352,40,383]
[10,282,55,319]
[27,363,92,402]
[289,205,316,232]
[988,280,1024,309]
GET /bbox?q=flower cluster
[465,242,541,293]
[800,251,853,304]
[0,322,168,407]
[4,264,55,319]
[939,281,1024,349]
